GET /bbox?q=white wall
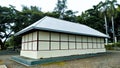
[20,51,38,59]
[21,31,106,59]
[21,49,106,59]
[37,49,106,59]
[21,31,37,51]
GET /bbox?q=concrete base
[21,49,106,59]
[11,52,108,66]
[0,65,7,68]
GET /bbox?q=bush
[105,42,120,50]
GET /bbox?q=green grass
[42,61,65,66]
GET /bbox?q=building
[15,16,108,59]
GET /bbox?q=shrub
[105,42,120,50]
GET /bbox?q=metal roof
[15,16,109,38]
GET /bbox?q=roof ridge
[34,16,48,26]
[46,16,87,26]
[15,16,108,38]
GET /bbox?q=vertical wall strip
[59,33,61,50]
[96,37,98,49]
[75,35,77,49]
[49,32,51,50]
[28,34,29,50]
[81,36,83,49]
[104,38,105,48]
[92,37,93,49]
[37,31,39,51]
[100,38,102,48]
[87,36,88,49]
[32,32,33,51]
[24,36,25,50]
[68,34,69,50]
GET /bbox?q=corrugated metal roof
[15,16,109,38]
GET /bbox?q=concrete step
[0,65,7,68]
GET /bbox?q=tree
[54,0,67,19]
[96,0,118,43]
[108,0,118,43]
[11,6,44,49]
[64,10,78,22]
[96,1,109,44]
[0,5,17,50]
[76,6,105,33]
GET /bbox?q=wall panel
[61,34,68,41]
[51,33,59,41]
[77,43,82,49]
[93,37,96,42]
[61,42,68,49]
[22,36,25,42]
[39,42,49,50]
[39,31,49,40]
[88,37,92,42]
[69,42,75,49]
[82,36,87,42]
[33,42,37,50]
[24,43,28,50]
[69,35,75,41]
[76,36,81,42]
[93,43,97,48]
[22,43,24,50]
[51,42,59,49]
[29,33,32,41]
[101,38,104,43]
[97,43,101,48]
[22,36,25,50]
[33,32,37,40]
[28,42,32,50]
[101,43,105,48]
[82,43,87,49]
[88,43,93,49]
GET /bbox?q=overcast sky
[0,0,120,15]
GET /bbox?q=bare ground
[0,51,120,68]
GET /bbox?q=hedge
[105,42,120,50]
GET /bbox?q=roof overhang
[15,26,109,38]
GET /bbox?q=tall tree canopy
[54,0,67,18]
[0,5,17,49]
[1,0,120,50]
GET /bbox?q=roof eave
[35,27,109,38]
[14,26,34,36]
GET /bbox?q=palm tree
[97,0,118,43]
[96,1,109,45]
[108,0,118,43]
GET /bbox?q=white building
[15,16,108,59]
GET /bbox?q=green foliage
[0,5,17,50]
[5,36,21,50]
[54,0,67,15]
[1,0,120,50]
[105,42,120,50]
[105,44,114,50]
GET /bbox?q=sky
[0,0,120,15]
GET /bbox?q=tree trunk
[104,15,108,45]
[0,40,5,50]
[111,16,117,43]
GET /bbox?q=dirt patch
[0,51,120,68]
[0,60,4,64]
